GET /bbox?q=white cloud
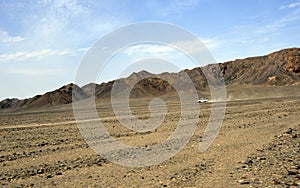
[0,49,53,62]
[9,68,63,75]
[10,0,128,59]
[280,1,300,9]
[28,0,88,41]
[77,48,89,52]
[3,36,25,43]
[201,38,222,50]
[0,31,25,43]
[170,38,221,56]
[0,48,85,62]
[39,0,86,19]
[123,44,174,56]
[122,38,220,57]
[258,8,300,34]
[225,5,300,45]
[117,39,219,68]
[158,0,201,17]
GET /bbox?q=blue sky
[0,0,300,100]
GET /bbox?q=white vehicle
[198,97,208,103]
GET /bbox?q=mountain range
[1,47,299,110]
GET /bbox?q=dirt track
[1,86,300,187]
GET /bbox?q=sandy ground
[0,85,299,187]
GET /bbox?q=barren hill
[220,48,300,85]
[82,47,300,99]
[0,84,89,109]
[1,47,299,109]
[22,83,89,107]
[0,98,21,109]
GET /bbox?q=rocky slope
[0,84,89,109]
[82,47,300,99]
[235,126,300,187]
[1,47,299,109]
[220,48,300,85]
[0,98,21,109]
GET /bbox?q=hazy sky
[1,0,300,100]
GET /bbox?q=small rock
[288,170,297,175]
[258,157,266,161]
[244,159,253,166]
[292,134,298,138]
[45,174,52,179]
[63,166,71,170]
[273,179,281,185]
[286,128,293,134]
[238,179,250,184]
[37,169,44,174]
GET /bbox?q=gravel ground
[0,90,299,187]
[235,126,300,187]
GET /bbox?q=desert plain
[1,85,300,187]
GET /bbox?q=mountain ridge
[1,47,299,110]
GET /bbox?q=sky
[0,0,300,100]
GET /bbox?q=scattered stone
[45,174,52,179]
[238,179,250,184]
[288,170,297,175]
[37,168,44,174]
[244,159,253,166]
[235,127,300,187]
[258,157,266,161]
[286,128,293,134]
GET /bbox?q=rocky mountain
[82,75,176,99]
[0,98,21,109]
[0,84,89,110]
[22,83,89,107]
[1,47,299,110]
[220,48,300,85]
[86,48,300,98]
